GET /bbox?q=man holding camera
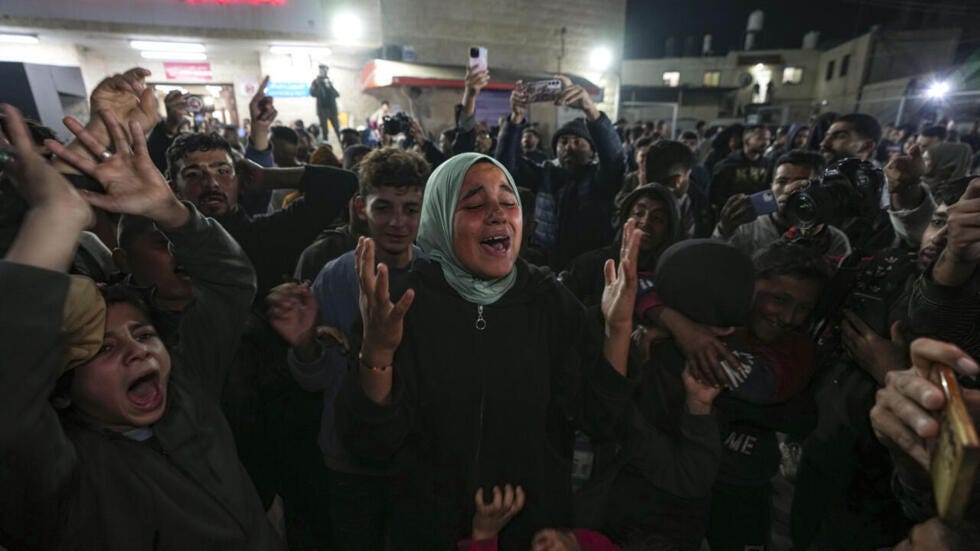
[713,150,852,259]
[819,113,936,251]
[497,75,627,269]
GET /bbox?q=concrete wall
[813,33,874,113]
[377,0,627,115]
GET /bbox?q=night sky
[624,0,980,59]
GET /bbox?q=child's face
[749,275,821,343]
[71,302,172,430]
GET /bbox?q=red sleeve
[456,537,498,551]
[572,529,622,551]
[762,333,817,402]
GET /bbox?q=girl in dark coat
[335,152,642,549]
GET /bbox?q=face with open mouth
[452,162,522,280]
[175,149,239,217]
[71,302,172,430]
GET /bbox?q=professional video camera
[785,158,885,231]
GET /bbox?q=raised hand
[356,236,415,368]
[870,338,980,470]
[249,76,276,151]
[464,67,490,97]
[554,75,600,121]
[472,484,526,541]
[90,68,160,138]
[932,177,980,287]
[45,109,188,230]
[717,194,755,238]
[267,282,319,348]
[601,219,641,331]
[509,80,530,124]
[1,104,92,270]
[883,143,924,194]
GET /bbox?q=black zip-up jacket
[335,258,636,550]
[0,206,285,550]
[216,165,357,300]
[496,113,627,269]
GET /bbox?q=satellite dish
[737,72,754,88]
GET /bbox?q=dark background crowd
[1,48,980,551]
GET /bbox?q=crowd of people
[1,60,979,551]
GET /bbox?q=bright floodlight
[332,11,363,41]
[926,81,950,99]
[590,46,614,71]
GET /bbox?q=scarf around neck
[416,153,522,305]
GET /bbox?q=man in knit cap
[496,75,627,269]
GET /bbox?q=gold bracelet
[358,352,391,372]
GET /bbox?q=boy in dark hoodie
[560,183,680,308]
[576,240,756,550]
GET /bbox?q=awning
[360,59,603,98]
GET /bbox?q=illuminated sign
[265,81,310,98]
[164,62,213,81]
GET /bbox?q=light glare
[590,46,614,71]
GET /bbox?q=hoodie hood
[615,183,681,262]
[784,124,808,153]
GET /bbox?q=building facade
[0,0,626,147]
[619,27,965,131]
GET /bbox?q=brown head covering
[62,275,106,372]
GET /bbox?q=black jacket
[709,149,771,210]
[496,113,627,269]
[217,165,357,299]
[335,258,636,549]
[0,207,284,550]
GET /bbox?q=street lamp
[332,11,363,42]
[925,80,950,99]
[589,46,613,72]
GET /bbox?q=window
[839,54,851,77]
[703,71,720,87]
[825,60,835,81]
[662,71,680,87]
[782,66,803,84]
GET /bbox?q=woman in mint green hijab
[338,152,644,548]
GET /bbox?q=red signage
[184,0,287,5]
[163,62,213,81]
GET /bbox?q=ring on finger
[98,150,113,161]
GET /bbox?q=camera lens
[786,191,818,229]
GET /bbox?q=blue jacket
[496,113,627,269]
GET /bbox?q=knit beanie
[551,117,595,153]
[653,239,755,327]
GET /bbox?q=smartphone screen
[748,190,779,217]
[468,47,487,74]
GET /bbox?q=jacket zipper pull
[475,305,487,331]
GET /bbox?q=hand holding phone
[748,189,779,217]
[468,47,487,74]
[929,362,980,523]
[519,79,564,103]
